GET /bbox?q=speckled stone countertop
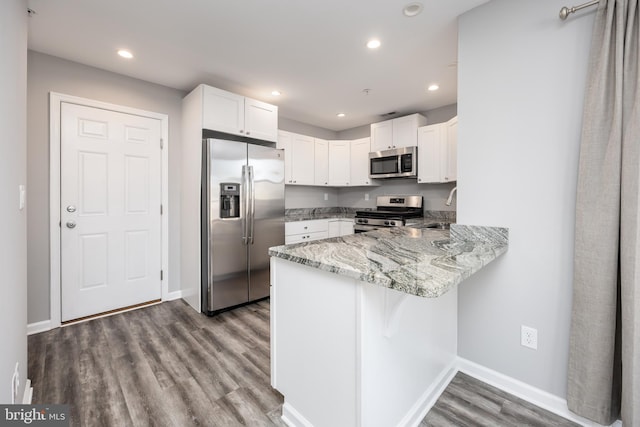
[285,207,365,222]
[268,224,508,298]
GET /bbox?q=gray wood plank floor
[29,299,579,427]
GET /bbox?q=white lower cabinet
[285,219,329,244]
[286,218,354,244]
[328,219,354,237]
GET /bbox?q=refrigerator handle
[241,165,249,245]
[248,165,255,244]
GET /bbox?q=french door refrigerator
[201,138,284,315]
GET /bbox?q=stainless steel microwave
[369,146,417,179]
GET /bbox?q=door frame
[49,92,170,328]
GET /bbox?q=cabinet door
[278,130,294,184]
[202,86,245,136]
[328,220,341,238]
[245,98,278,142]
[417,124,443,183]
[314,139,329,186]
[350,137,372,186]
[370,120,393,151]
[291,133,315,185]
[339,219,354,236]
[328,140,351,186]
[444,117,458,182]
[393,114,423,148]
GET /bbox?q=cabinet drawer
[285,231,329,244]
[285,219,328,235]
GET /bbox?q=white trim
[281,402,314,427]
[165,290,183,301]
[456,357,620,427]
[27,320,52,336]
[22,379,33,404]
[403,360,458,427]
[49,92,170,328]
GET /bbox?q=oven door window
[370,156,398,175]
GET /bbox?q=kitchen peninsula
[269,224,508,427]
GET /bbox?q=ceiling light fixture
[337,113,346,118]
[117,49,134,59]
[427,84,439,91]
[403,2,424,17]
[271,90,281,96]
[366,39,381,49]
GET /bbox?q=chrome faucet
[445,186,457,206]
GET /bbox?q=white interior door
[60,102,162,322]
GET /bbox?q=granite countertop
[268,224,508,298]
[285,207,364,222]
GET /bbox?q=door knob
[66,221,76,229]
[66,205,76,213]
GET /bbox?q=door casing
[49,92,170,328]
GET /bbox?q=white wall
[457,0,594,398]
[27,52,186,324]
[0,0,28,403]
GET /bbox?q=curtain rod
[559,0,599,19]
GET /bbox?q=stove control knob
[389,221,396,226]
[384,220,390,226]
[359,219,368,224]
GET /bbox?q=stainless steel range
[354,195,423,233]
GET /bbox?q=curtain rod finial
[559,6,571,20]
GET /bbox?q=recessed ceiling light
[271,90,281,96]
[366,39,381,49]
[403,2,424,17]
[337,113,346,118]
[117,49,133,59]
[427,84,439,91]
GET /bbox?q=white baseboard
[165,290,183,301]
[456,357,620,427]
[402,359,458,427]
[27,320,52,335]
[22,379,33,404]
[281,402,314,427]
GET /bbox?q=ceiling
[26,0,488,131]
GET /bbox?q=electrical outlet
[324,193,328,201]
[521,325,538,350]
[365,193,369,201]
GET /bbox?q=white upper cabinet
[202,85,278,142]
[417,116,458,184]
[278,130,315,185]
[445,116,458,182]
[328,140,351,186]
[314,138,329,186]
[350,137,374,186]
[370,121,393,152]
[370,113,427,151]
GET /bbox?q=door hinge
[160,204,163,215]
[160,138,164,149]
[161,270,164,281]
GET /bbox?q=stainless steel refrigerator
[201,138,284,315]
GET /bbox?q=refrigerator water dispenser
[220,183,240,218]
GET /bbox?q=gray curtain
[568,0,640,425]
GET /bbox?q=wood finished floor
[29,299,579,427]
